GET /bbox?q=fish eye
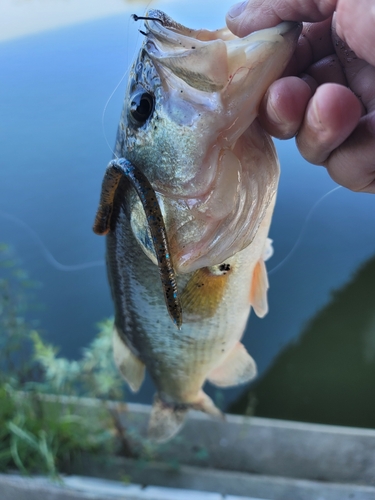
[129,92,154,127]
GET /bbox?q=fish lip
[277,21,303,42]
[140,17,302,101]
[223,21,302,50]
[267,21,302,49]
[143,11,302,45]
[144,9,200,46]
[272,21,302,36]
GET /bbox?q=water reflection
[1,0,375,424]
[231,254,375,428]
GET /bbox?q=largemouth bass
[94,10,301,442]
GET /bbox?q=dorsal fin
[148,395,187,442]
[148,391,223,442]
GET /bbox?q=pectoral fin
[208,342,257,387]
[112,326,145,392]
[250,258,269,318]
[250,237,273,317]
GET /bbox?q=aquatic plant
[30,320,139,460]
[0,244,116,474]
[0,384,112,476]
[0,243,39,384]
[30,319,124,401]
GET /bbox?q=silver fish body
[97,11,301,441]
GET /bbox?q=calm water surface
[1,0,375,422]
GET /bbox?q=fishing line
[101,72,128,160]
[0,4,158,273]
[101,2,154,159]
[101,14,134,160]
[0,210,105,272]
[268,186,342,275]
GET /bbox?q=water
[1,0,375,421]
[231,254,375,428]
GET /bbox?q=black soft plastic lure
[93,158,182,329]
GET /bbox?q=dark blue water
[1,4,375,409]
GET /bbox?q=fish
[94,10,301,442]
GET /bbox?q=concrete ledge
[121,403,375,485]
[0,473,266,500]
[7,396,375,499]
[2,470,375,500]
[39,396,375,485]
[66,458,375,500]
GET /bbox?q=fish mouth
[130,12,301,274]
[142,11,301,94]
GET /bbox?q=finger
[296,83,362,165]
[293,18,335,72]
[226,0,336,38]
[326,112,375,193]
[227,10,338,77]
[336,0,375,67]
[258,77,312,139]
[332,18,375,111]
[305,54,347,86]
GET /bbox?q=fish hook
[93,158,182,330]
[132,14,165,25]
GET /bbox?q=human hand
[226,0,375,193]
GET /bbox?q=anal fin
[113,326,145,392]
[208,342,257,387]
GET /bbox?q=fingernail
[267,93,283,126]
[227,1,247,19]
[310,99,324,131]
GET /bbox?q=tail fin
[148,391,224,443]
[148,395,188,443]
